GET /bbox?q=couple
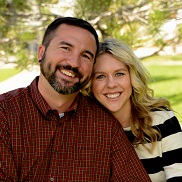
[0,17,181,181]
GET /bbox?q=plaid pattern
[0,77,151,182]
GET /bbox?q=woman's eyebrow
[115,68,128,72]
[93,71,104,75]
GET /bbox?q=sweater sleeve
[160,111,182,181]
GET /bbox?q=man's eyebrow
[58,41,73,47]
[58,41,94,59]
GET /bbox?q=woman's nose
[107,76,117,88]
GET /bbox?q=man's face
[38,24,97,95]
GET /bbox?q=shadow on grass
[166,93,182,124]
[167,93,182,106]
[149,76,179,83]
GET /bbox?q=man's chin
[54,83,80,95]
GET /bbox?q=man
[0,17,151,181]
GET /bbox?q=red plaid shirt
[0,77,151,182]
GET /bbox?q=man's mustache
[56,65,83,79]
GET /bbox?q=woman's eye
[95,75,105,79]
[116,72,124,77]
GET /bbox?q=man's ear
[37,44,45,61]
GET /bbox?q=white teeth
[106,93,120,99]
[61,70,75,77]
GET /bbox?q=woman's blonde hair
[81,38,172,152]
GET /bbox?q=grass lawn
[143,62,182,125]
[0,68,20,82]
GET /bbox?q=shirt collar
[28,76,80,117]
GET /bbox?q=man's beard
[40,53,91,95]
[47,70,90,95]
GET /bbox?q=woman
[81,38,182,181]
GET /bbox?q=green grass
[0,68,20,82]
[143,63,182,125]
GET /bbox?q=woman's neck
[111,102,132,128]
[113,112,131,128]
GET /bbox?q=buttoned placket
[50,177,54,181]
[49,112,69,181]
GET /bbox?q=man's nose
[66,53,81,68]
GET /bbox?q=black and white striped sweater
[124,110,182,182]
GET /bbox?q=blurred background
[0,0,182,124]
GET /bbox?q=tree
[74,0,182,56]
[0,0,62,69]
[0,0,181,69]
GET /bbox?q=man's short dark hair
[42,17,99,57]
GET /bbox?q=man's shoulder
[0,87,28,101]
[0,87,29,112]
[80,95,106,109]
[79,95,117,121]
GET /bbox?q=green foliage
[16,49,38,70]
[74,0,182,51]
[148,10,167,35]
[177,23,182,41]
[0,0,59,69]
[74,0,111,19]
[0,0,182,69]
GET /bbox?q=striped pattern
[124,110,182,182]
[0,77,151,181]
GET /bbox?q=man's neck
[38,74,78,113]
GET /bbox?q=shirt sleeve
[0,105,18,181]
[161,113,182,181]
[110,121,151,182]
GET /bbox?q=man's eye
[83,54,89,59]
[61,47,70,51]
[82,54,92,61]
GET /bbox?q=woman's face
[92,53,132,115]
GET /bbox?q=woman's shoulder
[150,110,176,126]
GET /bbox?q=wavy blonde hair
[81,38,172,152]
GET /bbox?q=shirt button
[54,149,58,154]
[50,177,54,181]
